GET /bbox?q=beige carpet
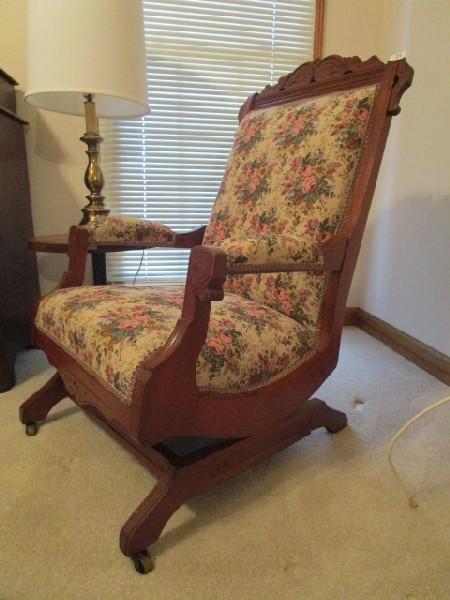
[0,327,449,600]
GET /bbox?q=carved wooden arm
[58,226,89,289]
[174,226,206,248]
[182,245,227,312]
[131,232,349,444]
[131,244,226,443]
[58,223,206,292]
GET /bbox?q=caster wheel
[326,412,348,434]
[132,550,154,574]
[326,426,341,434]
[326,425,345,434]
[25,422,38,436]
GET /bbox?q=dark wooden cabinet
[0,69,39,391]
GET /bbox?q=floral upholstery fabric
[225,271,328,329]
[215,235,323,272]
[84,216,176,247]
[204,85,377,245]
[35,285,316,403]
[203,85,378,324]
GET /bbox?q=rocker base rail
[122,397,347,572]
[20,382,346,574]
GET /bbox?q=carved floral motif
[260,55,384,96]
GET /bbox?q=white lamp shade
[25,0,149,118]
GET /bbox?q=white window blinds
[102,0,317,283]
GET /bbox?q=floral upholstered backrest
[203,84,378,331]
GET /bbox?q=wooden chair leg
[120,468,185,573]
[19,373,67,434]
[309,397,348,433]
[119,397,347,573]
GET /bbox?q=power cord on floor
[388,394,450,508]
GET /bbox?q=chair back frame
[239,55,413,358]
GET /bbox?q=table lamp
[24,0,149,224]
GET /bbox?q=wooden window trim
[314,0,325,59]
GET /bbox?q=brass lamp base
[79,94,110,225]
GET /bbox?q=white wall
[2,0,449,355]
[325,0,450,356]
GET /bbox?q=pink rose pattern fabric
[36,285,315,403]
[224,271,328,329]
[84,216,176,246]
[203,85,377,326]
[217,235,323,272]
[204,86,377,244]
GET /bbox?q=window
[103,0,322,283]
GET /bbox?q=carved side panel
[61,369,96,407]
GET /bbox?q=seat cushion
[35,285,317,404]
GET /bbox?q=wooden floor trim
[344,307,450,386]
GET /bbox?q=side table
[29,234,145,285]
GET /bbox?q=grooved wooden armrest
[174,226,206,248]
[212,233,349,274]
[54,223,206,293]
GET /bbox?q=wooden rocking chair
[20,55,413,573]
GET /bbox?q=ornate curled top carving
[387,59,414,115]
[238,54,413,123]
[191,248,226,302]
[259,55,385,97]
[181,246,226,308]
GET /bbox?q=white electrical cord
[388,394,450,508]
[132,250,145,286]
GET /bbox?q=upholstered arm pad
[209,234,348,274]
[84,216,176,247]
